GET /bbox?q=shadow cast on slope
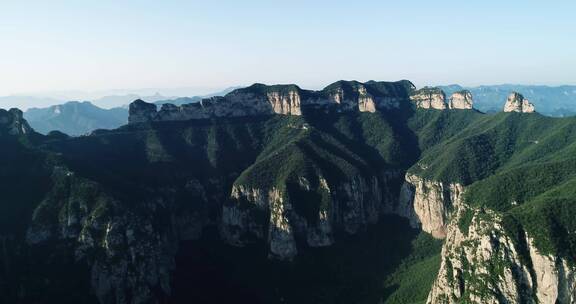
[171,215,421,304]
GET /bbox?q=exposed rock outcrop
[267,90,302,115]
[427,204,576,304]
[222,171,403,260]
[397,174,463,238]
[503,92,536,113]
[23,167,209,304]
[410,87,448,110]
[396,172,576,303]
[0,108,32,135]
[448,90,474,110]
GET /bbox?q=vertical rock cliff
[410,88,448,110]
[398,174,464,239]
[427,204,576,304]
[503,92,536,113]
[267,90,302,115]
[398,173,576,304]
[126,80,417,124]
[448,90,474,110]
[222,171,403,260]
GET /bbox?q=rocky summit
[0,108,32,135]
[409,87,448,110]
[504,91,536,113]
[448,90,474,110]
[0,80,574,304]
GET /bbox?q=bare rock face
[397,174,463,238]
[356,85,377,113]
[222,171,403,260]
[503,92,536,113]
[410,87,447,110]
[267,89,302,115]
[0,108,32,135]
[448,90,474,110]
[427,204,576,304]
[317,82,380,112]
[396,172,576,303]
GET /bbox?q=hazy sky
[1,0,575,97]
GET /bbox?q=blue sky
[1,0,575,97]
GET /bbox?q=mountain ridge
[0,79,575,303]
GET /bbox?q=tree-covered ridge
[2,94,576,303]
[1,104,440,303]
[408,111,576,261]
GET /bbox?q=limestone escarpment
[410,87,448,110]
[267,89,302,115]
[128,81,488,124]
[427,204,576,304]
[397,174,464,239]
[504,92,536,113]
[316,80,412,113]
[0,108,32,135]
[127,80,417,123]
[7,84,576,304]
[448,90,474,110]
[222,171,403,260]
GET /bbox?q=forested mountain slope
[0,81,574,304]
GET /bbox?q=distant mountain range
[3,79,576,304]
[14,85,576,136]
[440,84,576,117]
[0,93,174,111]
[22,87,241,135]
[24,101,128,136]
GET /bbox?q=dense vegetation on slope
[173,218,440,304]
[3,102,453,303]
[0,131,99,303]
[410,112,576,262]
[3,87,576,303]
